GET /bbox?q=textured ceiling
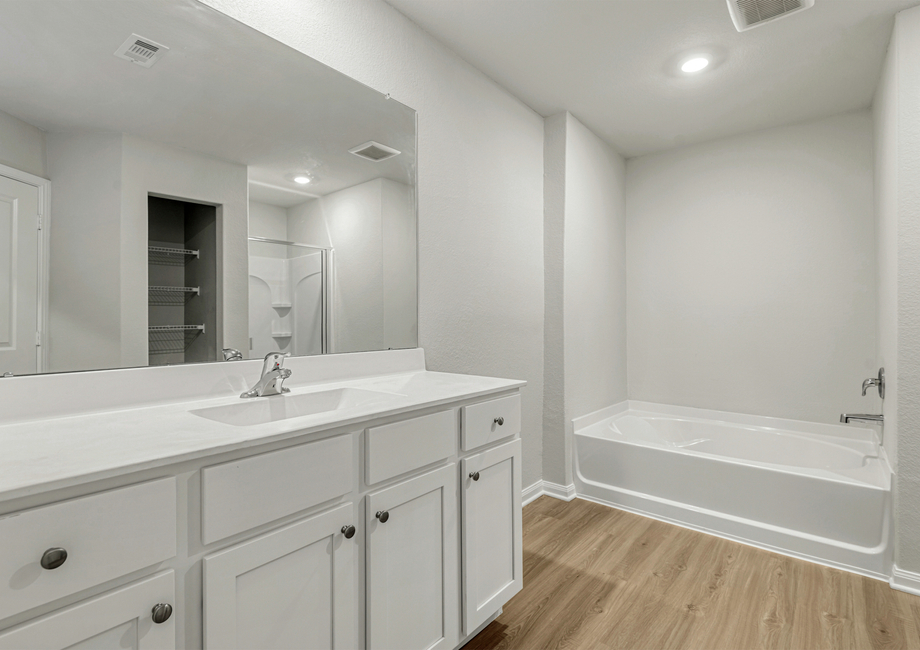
[385,0,919,157]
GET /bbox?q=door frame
[0,162,50,374]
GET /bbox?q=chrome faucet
[222,348,243,361]
[241,352,291,398]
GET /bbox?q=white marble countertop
[0,370,524,502]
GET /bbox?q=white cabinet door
[0,571,175,650]
[460,438,523,634]
[366,464,459,650]
[203,503,358,650]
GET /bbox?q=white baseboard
[522,480,576,505]
[522,480,544,506]
[891,564,920,595]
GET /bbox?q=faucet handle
[862,368,885,398]
[263,351,290,370]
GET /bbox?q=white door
[366,464,459,650]
[461,438,523,634]
[202,503,358,650]
[0,174,40,375]
[0,571,175,650]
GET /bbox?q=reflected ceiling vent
[727,0,814,32]
[348,141,401,163]
[114,34,169,68]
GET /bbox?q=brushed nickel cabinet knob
[494,417,504,426]
[151,603,173,625]
[341,525,356,539]
[469,471,480,481]
[376,510,389,523]
[40,547,67,570]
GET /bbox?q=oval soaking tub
[573,402,892,579]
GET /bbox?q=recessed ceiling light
[293,176,310,185]
[681,57,710,73]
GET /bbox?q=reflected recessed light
[293,176,310,185]
[681,57,710,73]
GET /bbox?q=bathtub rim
[573,399,883,445]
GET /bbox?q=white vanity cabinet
[366,464,459,650]
[202,503,358,650]
[0,377,523,650]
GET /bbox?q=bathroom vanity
[0,350,524,649]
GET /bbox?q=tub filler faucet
[840,413,883,424]
[241,352,291,398]
[840,367,886,444]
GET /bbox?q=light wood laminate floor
[466,496,920,650]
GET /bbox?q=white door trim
[0,162,50,374]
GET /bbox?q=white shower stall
[247,238,332,358]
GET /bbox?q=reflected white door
[0,174,39,375]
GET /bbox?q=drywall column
[879,4,920,580]
[543,113,567,487]
[543,112,628,488]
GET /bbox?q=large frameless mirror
[0,0,417,376]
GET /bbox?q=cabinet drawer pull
[341,525,356,539]
[469,471,480,481]
[494,417,504,426]
[375,510,389,523]
[151,603,173,624]
[40,547,68,570]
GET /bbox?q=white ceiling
[385,0,919,157]
[0,0,416,197]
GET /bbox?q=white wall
[0,109,45,178]
[626,112,878,426]
[876,5,920,576]
[46,133,124,372]
[381,178,417,350]
[249,200,289,243]
[203,0,545,491]
[542,112,628,486]
[563,114,627,447]
[290,179,386,353]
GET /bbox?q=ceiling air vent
[114,34,169,68]
[348,141,401,163]
[727,0,815,32]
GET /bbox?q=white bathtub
[573,401,892,579]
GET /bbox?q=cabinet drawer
[201,434,354,544]
[365,410,456,485]
[461,393,521,451]
[0,478,177,620]
[0,571,176,650]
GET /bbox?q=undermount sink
[190,388,399,427]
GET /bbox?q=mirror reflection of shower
[248,237,332,359]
